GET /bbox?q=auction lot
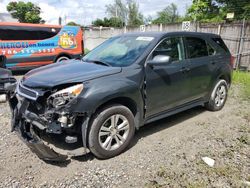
[0,77,249,187]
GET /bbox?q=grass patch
[145,180,163,188]
[84,48,90,55]
[232,71,250,99]
[237,134,249,145]
[196,160,241,184]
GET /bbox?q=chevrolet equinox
[9,32,233,161]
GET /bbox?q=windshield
[82,36,154,67]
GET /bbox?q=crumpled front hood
[22,60,122,88]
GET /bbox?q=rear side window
[212,38,229,52]
[0,26,61,40]
[207,42,216,56]
[185,37,208,58]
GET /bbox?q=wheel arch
[218,73,231,86]
[54,52,73,62]
[95,97,137,115]
[206,63,232,98]
[90,96,141,130]
[83,96,141,148]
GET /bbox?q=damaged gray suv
[9,32,233,161]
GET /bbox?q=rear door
[184,36,218,100]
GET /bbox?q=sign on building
[226,13,235,19]
[182,21,191,31]
[140,25,146,32]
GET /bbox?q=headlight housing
[49,84,84,108]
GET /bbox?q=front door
[145,36,191,118]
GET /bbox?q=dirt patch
[0,85,249,188]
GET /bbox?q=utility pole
[115,5,118,18]
[59,17,62,25]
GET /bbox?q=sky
[0,0,192,25]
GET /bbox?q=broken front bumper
[10,96,89,162]
[14,121,68,161]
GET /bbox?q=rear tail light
[230,55,235,69]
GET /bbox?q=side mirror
[147,55,172,66]
[0,55,6,68]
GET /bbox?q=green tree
[243,4,250,19]
[187,0,223,22]
[128,1,143,26]
[187,0,250,22]
[144,15,153,24]
[217,0,250,20]
[67,21,80,26]
[106,0,144,26]
[92,17,123,27]
[92,19,104,26]
[153,3,179,24]
[109,17,124,27]
[106,0,128,24]
[7,1,44,23]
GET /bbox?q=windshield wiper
[83,59,111,67]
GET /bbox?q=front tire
[205,79,228,111]
[88,104,135,159]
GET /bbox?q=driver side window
[152,37,183,62]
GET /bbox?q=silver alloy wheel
[214,84,226,107]
[56,56,69,63]
[98,114,130,151]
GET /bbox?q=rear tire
[55,56,70,63]
[88,104,135,159]
[205,79,228,111]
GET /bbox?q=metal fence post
[217,24,222,35]
[236,19,246,69]
[195,21,198,32]
[159,23,163,32]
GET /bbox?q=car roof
[118,31,220,39]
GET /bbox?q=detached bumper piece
[14,122,68,162]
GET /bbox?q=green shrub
[84,48,90,55]
[232,71,250,99]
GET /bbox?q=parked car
[9,32,233,161]
[0,55,16,102]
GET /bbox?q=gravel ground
[0,84,249,188]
